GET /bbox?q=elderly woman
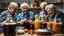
[0,2,18,36]
[17,3,35,29]
[45,4,64,22]
[45,4,64,33]
[39,2,48,21]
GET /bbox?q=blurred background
[0,0,64,14]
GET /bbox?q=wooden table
[0,33,64,36]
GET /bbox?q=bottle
[28,16,35,35]
[33,14,41,30]
[30,3,33,8]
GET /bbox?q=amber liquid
[52,22,62,34]
[47,22,53,30]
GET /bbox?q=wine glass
[53,18,62,34]
[47,17,53,31]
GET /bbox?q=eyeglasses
[23,8,28,10]
[12,7,18,10]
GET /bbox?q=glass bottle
[34,14,41,30]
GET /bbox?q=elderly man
[17,3,35,29]
[39,2,48,21]
[45,4,64,33]
[0,2,18,36]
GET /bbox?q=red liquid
[24,20,30,24]
[3,23,16,28]
[41,22,47,29]
[3,24,7,28]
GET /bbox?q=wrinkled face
[47,8,55,17]
[22,6,28,14]
[41,5,46,11]
[10,6,18,14]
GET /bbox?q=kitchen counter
[0,33,64,36]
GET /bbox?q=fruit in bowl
[24,29,28,32]
[28,30,36,35]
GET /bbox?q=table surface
[0,33,64,36]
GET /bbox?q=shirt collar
[22,12,30,17]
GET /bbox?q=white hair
[20,3,29,9]
[8,2,18,8]
[45,5,50,10]
[40,2,47,7]
[45,4,56,10]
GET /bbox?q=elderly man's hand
[19,20,25,25]
[42,15,48,21]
